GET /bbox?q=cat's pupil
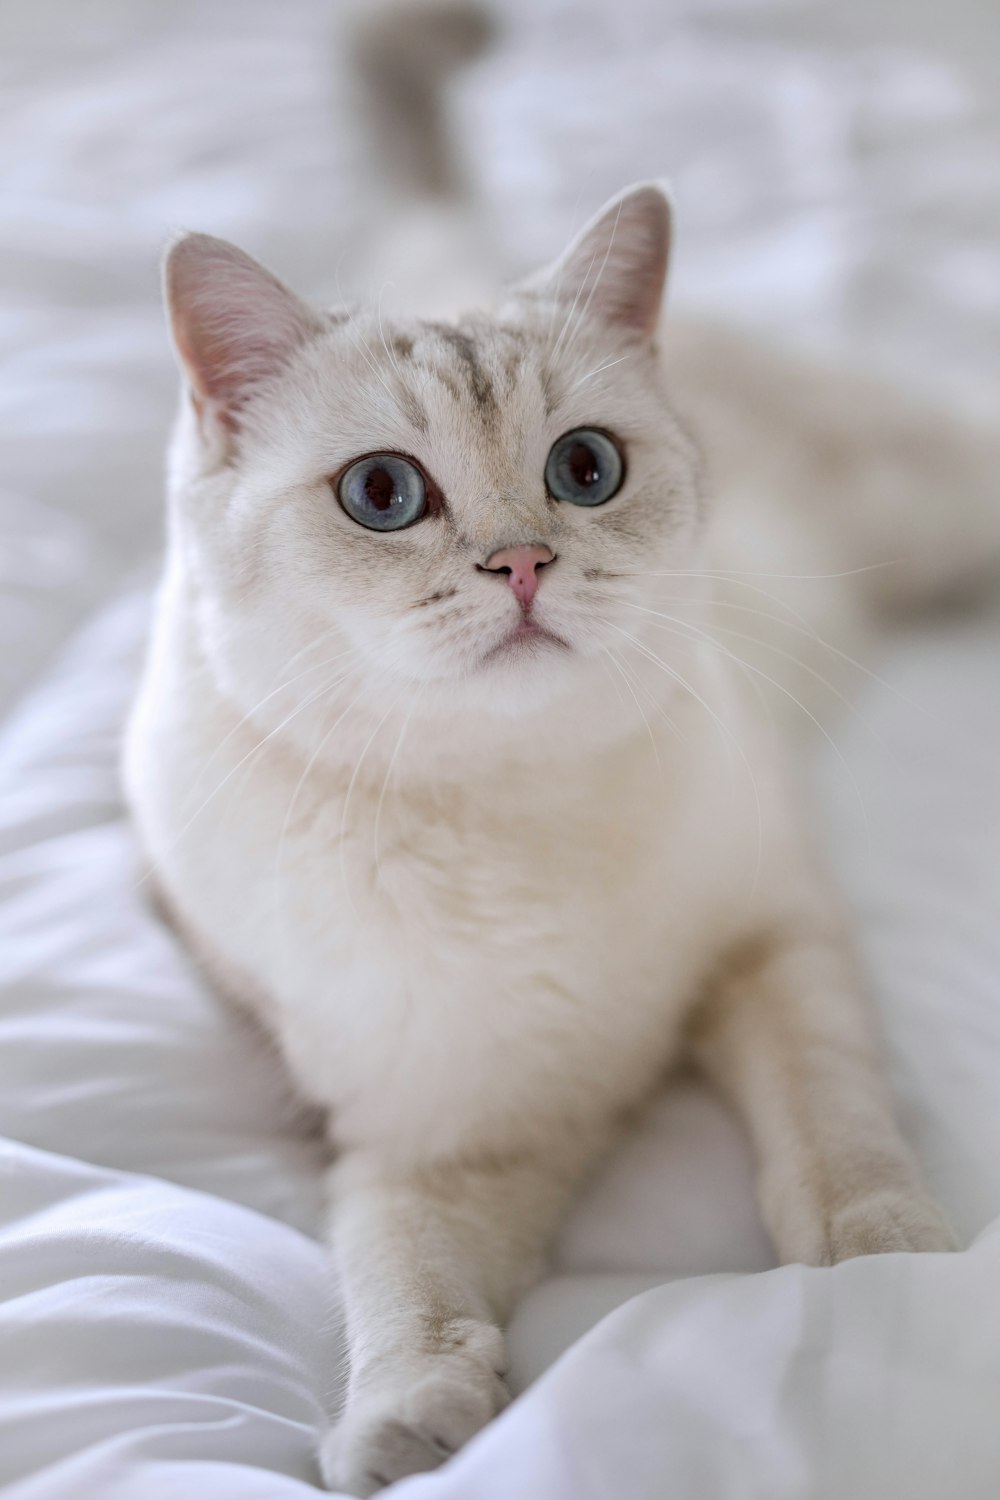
[364,466,396,512]
[568,443,599,487]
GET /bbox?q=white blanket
[3,1,1000,1496]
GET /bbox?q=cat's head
[163,184,706,743]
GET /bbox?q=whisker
[621,600,883,744]
[640,576,918,709]
[637,594,777,734]
[270,676,377,938]
[610,643,685,745]
[547,242,601,367]
[568,353,631,391]
[345,319,398,405]
[373,694,420,890]
[331,260,398,403]
[136,662,355,890]
[377,281,403,382]
[557,200,624,365]
[610,623,764,897]
[597,647,633,715]
[338,690,408,920]
[602,647,660,773]
[545,181,590,349]
[630,562,899,583]
[333,295,399,409]
[548,196,625,371]
[188,639,355,798]
[623,610,872,846]
[629,570,827,648]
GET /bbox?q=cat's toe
[826,1188,957,1264]
[321,1415,437,1497]
[320,1358,509,1495]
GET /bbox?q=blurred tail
[671,318,1000,618]
[341,0,503,315]
[347,0,497,202]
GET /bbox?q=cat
[122,4,1000,1494]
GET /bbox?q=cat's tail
[341,0,504,314]
[671,318,1000,617]
[346,0,497,203]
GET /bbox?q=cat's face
[165,186,705,734]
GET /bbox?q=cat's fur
[122,7,1000,1494]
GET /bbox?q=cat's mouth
[480,618,569,666]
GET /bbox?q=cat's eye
[337,453,428,531]
[545,428,624,507]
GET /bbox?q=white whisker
[545,182,590,348]
[373,694,420,890]
[557,199,624,365]
[136,664,355,889]
[547,243,600,367]
[610,623,764,897]
[338,691,407,921]
[569,353,631,391]
[549,199,624,369]
[640,575,918,709]
[377,281,403,382]
[271,676,376,939]
[188,638,355,798]
[632,562,899,583]
[611,642,685,745]
[621,600,882,744]
[621,608,871,846]
[602,647,660,773]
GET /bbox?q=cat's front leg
[689,922,956,1266]
[319,1143,590,1496]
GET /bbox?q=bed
[2,2,999,1495]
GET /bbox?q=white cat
[122,8,1000,1495]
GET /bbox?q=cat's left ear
[164,232,321,436]
[524,182,672,341]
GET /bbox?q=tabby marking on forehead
[424,322,499,425]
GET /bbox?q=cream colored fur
[121,28,1000,1489]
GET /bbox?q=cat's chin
[430,646,602,726]
[478,619,570,668]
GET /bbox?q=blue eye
[337,453,428,531]
[545,428,624,507]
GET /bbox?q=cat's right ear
[163,233,319,439]
[521,183,673,343]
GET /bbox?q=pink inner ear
[546,184,672,341]
[165,233,318,423]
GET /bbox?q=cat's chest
[187,736,743,1139]
[133,683,768,1154]
[252,857,583,1141]
[241,737,687,997]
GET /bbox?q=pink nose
[479,544,555,608]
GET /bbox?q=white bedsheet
[3,0,1000,1495]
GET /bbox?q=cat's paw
[825,1187,957,1264]
[320,1334,510,1496]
